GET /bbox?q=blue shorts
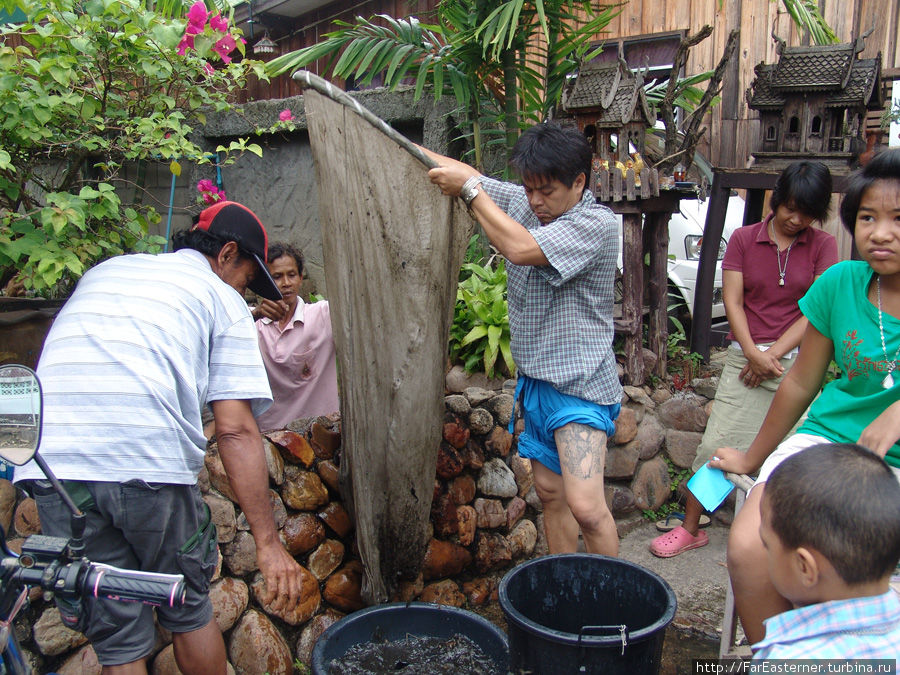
[511,375,620,475]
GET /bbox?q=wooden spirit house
[564,58,654,163]
[562,58,660,202]
[747,32,883,168]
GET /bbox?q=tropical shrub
[267,1,620,168]
[449,256,514,379]
[0,0,267,297]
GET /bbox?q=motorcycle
[0,364,186,674]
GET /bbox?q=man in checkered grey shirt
[425,123,623,556]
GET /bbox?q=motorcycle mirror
[0,364,42,466]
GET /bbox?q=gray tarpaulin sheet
[302,81,473,602]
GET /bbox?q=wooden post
[744,188,766,225]
[647,211,673,378]
[621,212,644,384]
[690,171,730,360]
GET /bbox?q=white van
[665,192,745,327]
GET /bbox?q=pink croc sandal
[649,525,709,558]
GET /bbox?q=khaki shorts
[30,480,217,666]
[692,345,799,474]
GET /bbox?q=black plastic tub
[310,601,509,674]
[499,554,676,674]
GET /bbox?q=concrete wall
[185,89,460,293]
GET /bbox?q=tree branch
[656,27,740,175]
[677,29,740,172]
[658,25,713,170]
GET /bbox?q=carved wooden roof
[747,64,782,109]
[747,42,882,111]
[824,57,882,108]
[771,44,855,91]
[562,60,652,128]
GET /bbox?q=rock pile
[3,366,720,673]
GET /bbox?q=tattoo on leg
[556,423,607,479]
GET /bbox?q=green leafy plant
[449,258,514,379]
[460,232,492,276]
[775,0,838,45]
[0,0,268,297]
[665,313,704,387]
[823,359,840,387]
[642,501,681,522]
[642,457,690,521]
[881,99,900,131]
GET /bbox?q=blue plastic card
[687,463,735,512]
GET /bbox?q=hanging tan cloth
[299,72,474,603]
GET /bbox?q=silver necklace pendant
[877,275,900,390]
[770,221,793,288]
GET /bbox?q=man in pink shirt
[253,243,339,430]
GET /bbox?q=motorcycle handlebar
[11,559,186,608]
[81,563,186,608]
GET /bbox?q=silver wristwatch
[460,175,482,207]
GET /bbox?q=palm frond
[778,0,838,45]
[266,15,446,89]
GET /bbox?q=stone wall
[3,361,720,673]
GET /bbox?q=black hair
[509,123,592,193]
[769,160,832,222]
[172,228,226,257]
[267,242,305,277]
[172,227,255,263]
[840,149,900,235]
[765,443,900,585]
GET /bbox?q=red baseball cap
[193,201,282,301]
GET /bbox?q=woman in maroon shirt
[650,161,838,557]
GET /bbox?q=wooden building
[748,34,883,167]
[562,58,654,163]
[235,0,898,171]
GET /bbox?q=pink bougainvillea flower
[177,35,194,56]
[186,2,208,28]
[279,109,294,122]
[209,13,228,33]
[197,178,226,205]
[212,34,236,62]
[202,191,223,205]
[185,21,203,36]
[202,62,215,76]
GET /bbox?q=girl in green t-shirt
[711,149,900,645]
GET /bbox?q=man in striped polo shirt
[424,124,623,556]
[15,201,305,673]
